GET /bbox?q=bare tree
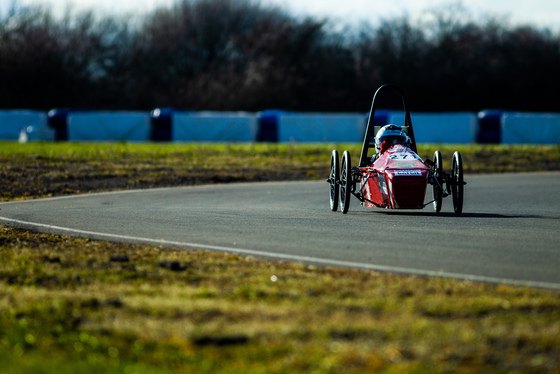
[1,0,559,112]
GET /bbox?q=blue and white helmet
[375,124,409,153]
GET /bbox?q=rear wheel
[451,151,464,215]
[340,151,352,214]
[329,150,339,211]
[432,150,443,213]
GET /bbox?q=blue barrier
[368,109,392,128]
[477,110,503,144]
[257,110,284,142]
[48,108,72,141]
[3,109,559,144]
[172,111,258,142]
[502,112,560,144]
[150,108,174,142]
[67,112,151,141]
[389,112,478,144]
[0,110,51,141]
[278,113,366,142]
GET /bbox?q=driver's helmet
[375,124,408,153]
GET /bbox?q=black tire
[329,150,340,211]
[451,151,464,215]
[432,150,443,213]
[340,151,352,214]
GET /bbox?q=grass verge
[1,142,559,201]
[1,227,560,373]
[1,142,560,373]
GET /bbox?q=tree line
[1,0,559,112]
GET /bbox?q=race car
[327,84,466,215]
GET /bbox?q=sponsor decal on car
[394,170,422,176]
[395,161,418,168]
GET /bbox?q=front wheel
[451,151,464,215]
[432,150,443,213]
[340,150,352,214]
[329,150,340,211]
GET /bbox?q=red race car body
[360,145,429,209]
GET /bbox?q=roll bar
[359,84,417,167]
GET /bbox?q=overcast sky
[3,0,560,31]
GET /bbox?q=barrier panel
[67,112,151,141]
[172,112,258,142]
[389,112,478,143]
[48,108,81,141]
[367,109,392,129]
[0,110,52,141]
[502,112,560,144]
[150,108,174,141]
[278,113,366,142]
[6,109,560,144]
[257,110,284,142]
[477,110,503,143]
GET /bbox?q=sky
[2,0,560,31]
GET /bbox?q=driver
[371,124,409,163]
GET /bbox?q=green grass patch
[1,142,560,372]
[1,227,559,373]
[1,142,559,201]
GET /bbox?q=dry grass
[1,142,559,201]
[1,142,560,373]
[1,227,560,373]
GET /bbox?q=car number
[389,153,419,161]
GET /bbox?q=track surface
[1,173,559,288]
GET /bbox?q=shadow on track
[343,211,556,219]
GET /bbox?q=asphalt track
[1,173,559,289]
